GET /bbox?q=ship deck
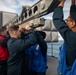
[46,56,58,75]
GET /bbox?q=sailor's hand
[58,0,66,7]
[71,0,75,5]
[25,25,31,30]
[19,26,23,32]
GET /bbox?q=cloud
[4,0,20,9]
[0,0,17,13]
[0,0,39,14]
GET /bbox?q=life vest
[58,43,76,75]
[0,36,9,60]
[25,44,47,72]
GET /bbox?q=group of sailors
[0,25,47,75]
[0,0,76,75]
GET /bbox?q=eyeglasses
[65,19,73,22]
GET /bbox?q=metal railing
[47,40,64,58]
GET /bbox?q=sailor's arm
[58,0,65,7]
[19,25,37,51]
[70,0,76,14]
[71,0,75,5]
[53,0,70,40]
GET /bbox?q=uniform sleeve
[53,6,71,39]
[53,6,76,47]
[18,29,37,51]
[0,37,9,48]
[70,5,76,14]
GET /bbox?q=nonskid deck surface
[46,56,58,75]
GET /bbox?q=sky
[0,0,39,14]
[0,0,71,40]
